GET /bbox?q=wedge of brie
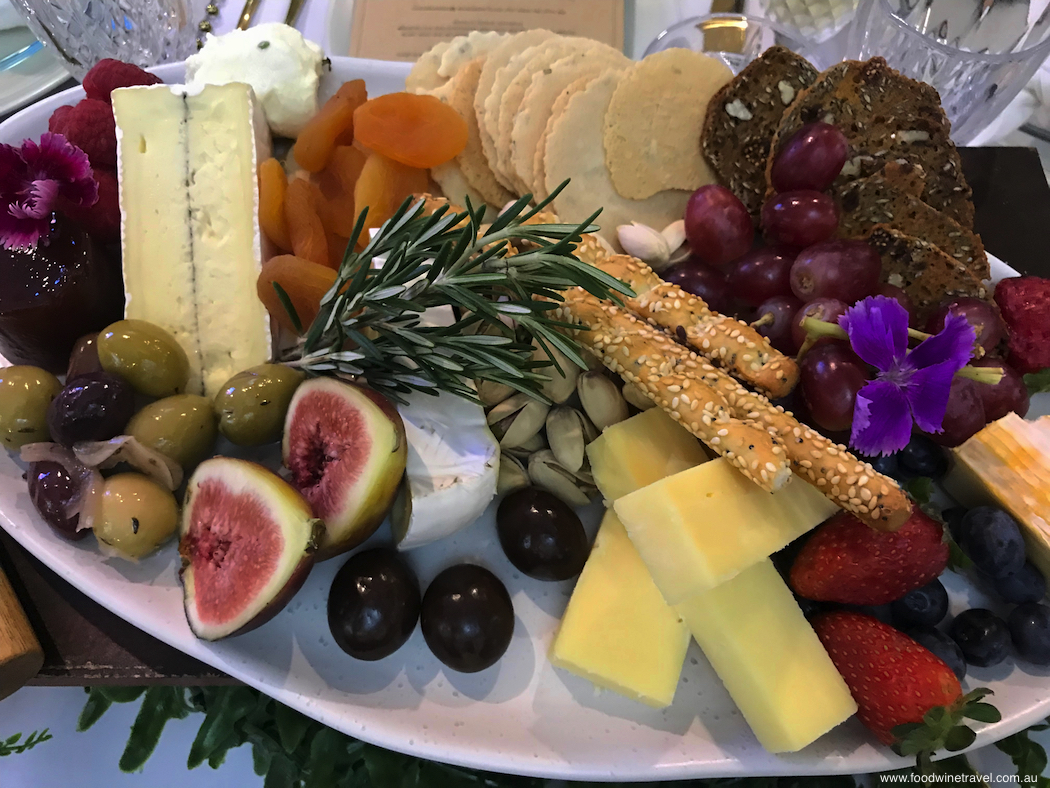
[392,390,499,550]
[113,82,272,398]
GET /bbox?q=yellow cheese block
[587,407,710,503]
[676,559,857,752]
[550,510,691,708]
[614,458,840,604]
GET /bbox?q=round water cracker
[545,70,690,246]
[438,57,515,208]
[431,160,491,211]
[437,31,507,79]
[532,74,600,202]
[603,49,732,200]
[510,49,628,198]
[407,40,450,93]
[495,37,609,194]
[475,30,556,190]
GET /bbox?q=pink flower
[0,132,98,250]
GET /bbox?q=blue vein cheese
[112,82,272,398]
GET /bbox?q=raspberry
[48,104,73,133]
[82,59,161,103]
[48,99,116,170]
[60,168,120,244]
[994,276,1050,373]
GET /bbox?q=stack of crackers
[406,31,734,244]
[702,48,991,320]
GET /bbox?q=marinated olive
[27,461,89,540]
[420,564,514,673]
[97,319,190,398]
[214,364,305,446]
[66,333,102,380]
[0,366,61,449]
[127,394,218,469]
[328,548,421,660]
[93,472,179,560]
[496,487,588,581]
[47,371,134,447]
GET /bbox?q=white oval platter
[0,56,1048,781]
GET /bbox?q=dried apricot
[258,158,291,252]
[334,80,367,146]
[293,79,368,172]
[257,255,338,333]
[284,178,329,268]
[327,230,350,269]
[353,93,467,169]
[314,145,367,237]
[353,151,429,239]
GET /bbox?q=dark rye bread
[837,170,989,280]
[768,58,974,229]
[867,226,990,321]
[702,46,818,218]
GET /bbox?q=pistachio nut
[622,382,655,411]
[499,398,550,449]
[528,450,592,507]
[497,452,530,496]
[668,240,692,265]
[486,392,531,425]
[477,379,516,408]
[661,219,686,253]
[579,410,600,443]
[546,406,586,472]
[617,221,670,271]
[504,431,548,460]
[532,340,580,403]
[577,370,628,431]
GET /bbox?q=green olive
[0,366,61,449]
[97,320,190,398]
[214,364,305,446]
[94,472,179,560]
[126,394,218,469]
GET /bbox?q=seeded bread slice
[701,46,818,218]
[877,159,926,197]
[769,58,974,229]
[867,226,989,321]
[838,171,988,280]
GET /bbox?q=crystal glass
[9,0,201,80]
[846,0,1050,144]
[644,13,833,73]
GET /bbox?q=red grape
[969,357,1029,421]
[791,297,848,352]
[727,246,796,307]
[770,123,850,193]
[754,295,802,353]
[876,283,919,328]
[925,297,1006,354]
[664,261,730,313]
[790,240,881,304]
[799,344,870,433]
[761,191,839,248]
[683,185,754,269]
[928,377,986,447]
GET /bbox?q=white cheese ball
[185,23,324,138]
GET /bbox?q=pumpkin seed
[577,371,628,431]
[546,406,586,472]
[622,382,656,411]
[497,452,530,495]
[528,450,591,507]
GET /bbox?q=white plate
[0,27,69,117]
[2,56,1050,781]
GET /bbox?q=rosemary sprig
[282,184,633,404]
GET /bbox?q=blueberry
[898,434,948,478]
[960,507,1026,578]
[942,506,970,544]
[949,609,1011,667]
[861,453,900,479]
[995,562,1047,605]
[891,579,949,628]
[1008,603,1050,666]
[908,625,967,680]
[845,603,895,626]
[794,595,832,619]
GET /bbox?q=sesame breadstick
[560,288,792,493]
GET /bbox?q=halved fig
[282,378,407,559]
[179,457,323,641]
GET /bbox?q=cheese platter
[0,23,1050,781]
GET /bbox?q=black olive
[496,487,588,581]
[420,564,514,673]
[327,548,421,661]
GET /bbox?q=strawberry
[813,611,999,765]
[789,503,948,605]
[994,276,1050,374]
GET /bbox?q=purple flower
[0,132,97,250]
[839,295,975,456]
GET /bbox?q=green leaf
[962,702,1001,723]
[263,752,299,788]
[996,728,1050,786]
[364,744,411,786]
[304,727,353,788]
[943,725,977,751]
[905,476,935,506]
[1024,368,1050,395]
[99,686,147,704]
[118,687,189,773]
[272,281,303,334]
[252,740,274,777]
[947,535,974,572]
[187,686,257,769]
[4,733,20,746]
[274,702,312,755]
[77,689,113,732]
